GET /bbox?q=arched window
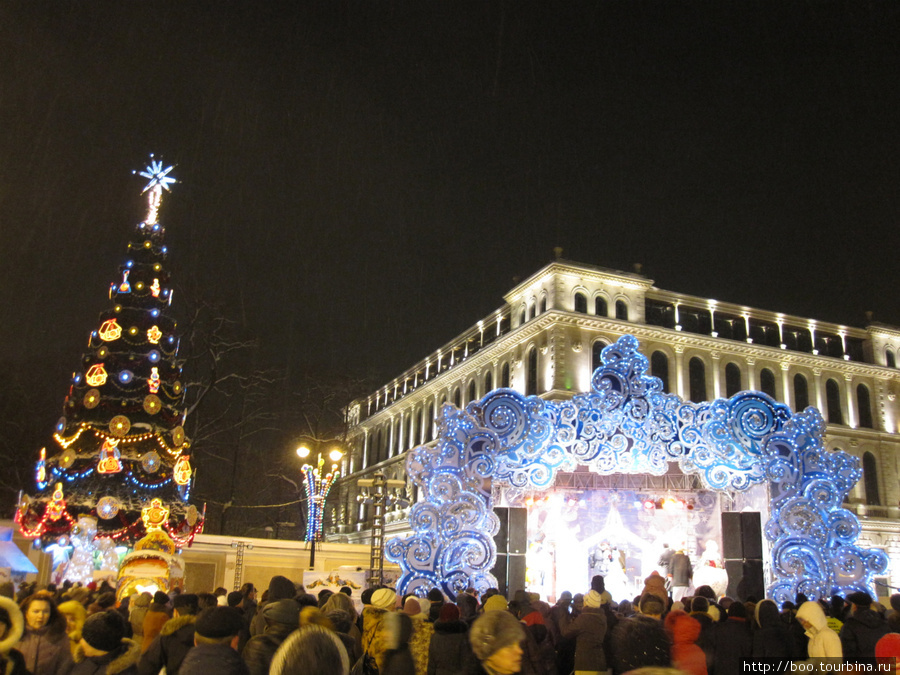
[484,370,493,393]
[595,296,608,317]
[372,429,382,464]
[793,373,809,412]
[501,362,510,388]
[887,348,896,369]
[468,380,477,405]
[592,340,608,374]
[574,292,587,313]
[425,402,434,442]
[526,347,538,396]
[826,379,843,425]
[760,368,776,399]
[857,384,873,429]
[615,300,629,321]
[529,303,536,320]
[417,407,424,444]
[689,357,707,403]
[863,452,880,506]
[453,387,461,408]
[725,363,742,397]
[519,306,526,325]
[651,351,669,393]
[540,297,547,314]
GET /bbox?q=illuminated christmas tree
[16,158,203,551]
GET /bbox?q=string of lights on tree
[385,334,888,603]
[16,157,204,549]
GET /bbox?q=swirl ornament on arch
[385,334,887,601]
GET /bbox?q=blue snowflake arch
[385,334,888,602]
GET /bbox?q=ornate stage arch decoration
[385,334,887,603]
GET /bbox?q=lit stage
[503,485,732,602]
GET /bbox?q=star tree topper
[134,155,176,225]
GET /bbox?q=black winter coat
[712,617,752,675]
[241,623,294,675]
[561,606,607,672]
[137,614,196,675]
[72,638,141,675]
[610,615,670,675]
[180,644,249,675]
[839,608,890,660]
[427,620,470,675]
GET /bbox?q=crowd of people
[1,573,900,675]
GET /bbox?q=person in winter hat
[796,600,841,659]
[137,593,200,675]
[561,590,608,674]
[180,607,247,675]
[427,603,469,675]
[876,633,900,673]
[664,610,706,675]
[74,610,141,675]
[381,611,416,675]
[610,594,671,674]
[140,591,171,653]
[0,596,28,675]
[241,599,299,675]
[58,599,88,657]
[249,575,296,638]
[269,624,349,675]
[127,593,151,643]
[468,609,525,675]
[362,588,397,673]
[840,591,890,660]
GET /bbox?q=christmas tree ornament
[173,456,192,485]
[151,278,161,297]
[143,394,162,414]
[99,319,122,341]
[86,364,108,386]
[96,496,120,519]
[109,415,131,437]
[141,451,161,473]
[147,325,162,344]
[148,367,160,393]
[97,438,123,473]
[119,270,131,293]
[59,449,75,468]
[171,427,185,447]
[83,389,101,409]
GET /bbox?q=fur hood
[0,596,24,654]
[159,614,196,637]
[74,637,141,675]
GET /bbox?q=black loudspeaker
[721,512,762,560]
[725,559,765,601]
[492,507,527,596]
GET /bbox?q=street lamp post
[296,443,343,569]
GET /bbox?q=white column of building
[780,363,792,410]
[711,352,721,399]
[813,368,824,413]
[387,415,396,458]
[845,373,857,428]
[746,357,757,391]
[674,345,685,399]
[362,429,370,469]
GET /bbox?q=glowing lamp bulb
[296,446,311,459]
[329,449,343,462]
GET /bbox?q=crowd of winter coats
[3,573,900,675]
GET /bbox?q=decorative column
[813,368,824,413]
[674,345,685,399]
[746,357,757,391]
[845,373,857,428]
[781,362,792,409]
[711,351,721,399]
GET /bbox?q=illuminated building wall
[334,257,900,595]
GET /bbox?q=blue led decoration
[119,370,133,384]
[385,334,888,602]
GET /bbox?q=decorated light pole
[296,443,343,567]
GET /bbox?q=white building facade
[329,258,900,593]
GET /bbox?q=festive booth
[386,334,888,603]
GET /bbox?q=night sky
[2,2,899,407]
